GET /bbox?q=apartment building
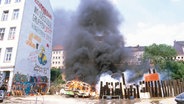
[125,45,145,65]
[51,45,65,69]
[0,0,54,94]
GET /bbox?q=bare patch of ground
[3,95,177,104]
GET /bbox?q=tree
[143,43,177,71]
[51,67,60,82]
[49,67,65,95]
[169,61,184,79]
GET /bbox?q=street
[2,95,177,104]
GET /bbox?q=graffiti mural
[12,72,48,96]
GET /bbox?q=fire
[64,80,98,98]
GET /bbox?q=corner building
[0,0,54,95]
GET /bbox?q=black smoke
[63,0,127,84]
[52,9,73,46]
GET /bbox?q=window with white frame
[8,27,16,40]
[12,9,19,20]
[4,47,12,62]
[4,0,11,4]
[0,28,5,40]
[1,10,9,21]
[15,0,21,3]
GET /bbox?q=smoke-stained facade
[64,0,127,84]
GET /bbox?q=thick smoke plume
[63,0,127,84]
[52,9,73,46]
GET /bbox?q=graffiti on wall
[12,72,48,96]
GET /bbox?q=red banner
[144,73,159,82]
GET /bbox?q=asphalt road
[2,95,177,104]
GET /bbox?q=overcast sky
[50,0,184,46]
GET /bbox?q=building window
[15,0,21,2]
[12,9,19,20]
[1,10,9,21]
[4,47,12,62]
[0,28,5,40]
[5,0,11,4]
[8,27,16,40]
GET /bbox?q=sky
[50,0,184,46]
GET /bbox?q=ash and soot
[63,0,127,85]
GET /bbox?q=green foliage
[169,61,184,79]
[49,67,65,95]
[144,44,176,58]
[51,67,65,86]
[143,43,177,70]
[143,43,184,79]
[53,74,65,85]
[51,67,61,82]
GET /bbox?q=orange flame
[65,80,98,98]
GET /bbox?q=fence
[99,76,184,99]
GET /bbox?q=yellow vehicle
[64,80,92,98]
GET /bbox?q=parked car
[0,90,5,103]
[175,92,184,104]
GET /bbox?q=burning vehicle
[63,80,96,98]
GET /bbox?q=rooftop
[52,45,63,51]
